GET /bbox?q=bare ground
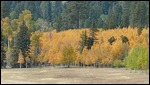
[1,67,149,84]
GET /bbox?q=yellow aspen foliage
[85,50,92,65]
[109,41,123,64]
[48,45,60,64]
[28,46,36,62]
[18,50,25,64]
[62,46,76,67]
[92,43,103,64]
[81,47,88,64]
[100,43,112,64]
[56,51,63,64]
[30,30,43,47]
[75,51,82,64]
[29,30,43,64]
[36,27,149,66]
[89,44,99,64]
[1,17,13,37]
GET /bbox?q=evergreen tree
[87,37,94,49]
[55,15,62,32]
[79,30,88,54]
[1,33,6,68]
[136,2,147,29]
[108,36,117,45]
[1,1,149,30]
[97,18,103,28]
[52,1,62,23]
[40,1,52,22]
[120,1,130,28]
[87,21,98,49]
[13,2,24,19]
[63,1,88,29]
[9,11,18,20]
[61,2,69,30]
[10,46,19,68]
[101,1,111,15]
[84,18,91,28]
[129,1,138,28]
[113,2,122,27]
[120,35,129,44]
[16,21,30,63]
[1,1,11,19]
[107,7,116,29]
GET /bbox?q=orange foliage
[38,27,149,65]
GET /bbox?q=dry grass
[1,67,149,84]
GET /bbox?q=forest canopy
[1,1,149,31]
[1,1,149,70]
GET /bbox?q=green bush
[113,59,123,67]
[125,46,149,70]
[137,46,149,70]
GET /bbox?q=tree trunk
[20,63,21,68]
[14,35,15,47]
[77,10,80,29]
[26,61,27,68]
[68,62,70,68]
[8,37,10,49]
[34,47,37,58]
[94,63,96,67]
[6,37,11,69]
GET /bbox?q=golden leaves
[18,50,25,64]
[36,27,149,65]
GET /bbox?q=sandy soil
[1,67,149,84]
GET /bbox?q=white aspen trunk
[8,37,9,50]
[13,37,15,46]
[20,63,21,68]
[6,37,11,68]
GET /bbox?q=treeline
[1,1,149,70]
[1,11,149,70]
[1,1,149,31]
[35,28,149,70]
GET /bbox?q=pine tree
[113,2,122,27]
[136,2,147,29]
[1,1,11,19]
[129,1,138,28]
[1,32,6,68]
[121,1,130,28]
[63,1,88,29]
[79,30,88,54]
[40,1,52,22]
[87,37,94,49]
[60,2,69,30]
[52,1,62,23]
[108,36,117,45]
[10,47,19,68]
[16,21,30,63]
[107,7,116,29]
[55,15,62,32]
[120,35,129,44]
[87,22,98,49]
